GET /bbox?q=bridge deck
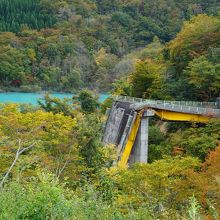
[114,96,220,117]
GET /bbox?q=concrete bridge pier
[130,110,154,164]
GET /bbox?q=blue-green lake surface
[0,92,109,105]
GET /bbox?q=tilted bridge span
[103,96,220,167]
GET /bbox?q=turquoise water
[0,92,109,105]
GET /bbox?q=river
[0,92,109,105]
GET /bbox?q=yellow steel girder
[154,109,210,123]
[117,108,211,167]
[118,111,142,168]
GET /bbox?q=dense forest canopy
[0,0,220,95]
[0,0,56,32]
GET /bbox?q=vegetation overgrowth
[0,1,220,219]
[0,91,219,219]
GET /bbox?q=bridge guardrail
[113,95,218,108]
[112,95,220,116]
[141,103,220,116]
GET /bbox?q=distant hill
[0,0,219,92]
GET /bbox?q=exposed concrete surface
[129,117,149,163]
[103,105,125,145]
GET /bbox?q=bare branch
[0,141,36,188]
[19,142,36,154]
[57,160,70,179]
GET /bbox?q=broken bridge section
[103,96,220,167]
[103,101,154,167]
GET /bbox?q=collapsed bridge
[103,96,220,167]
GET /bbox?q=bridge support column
[129,110,154,164]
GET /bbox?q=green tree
[184,56,220,101]
[77,90,100,113]
[129,59,167,99]
[168,14,220,73]
[38,94,73,116]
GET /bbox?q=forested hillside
[0,0,220,92]
[0,1,220,219]
[114,14,220,101]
